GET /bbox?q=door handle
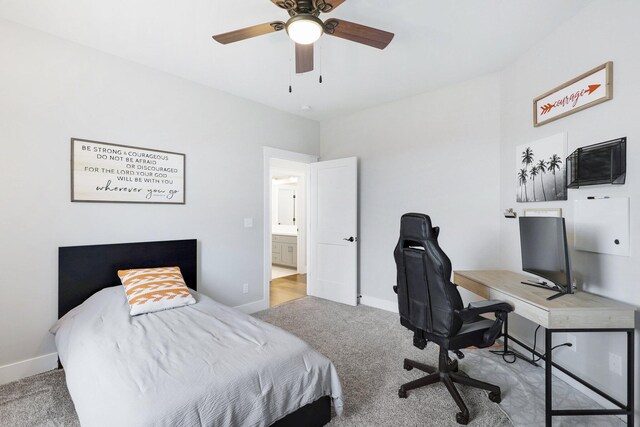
[343,237,357,242]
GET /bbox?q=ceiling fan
[212,0,394,74]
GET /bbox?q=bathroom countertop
[273,232,298,237]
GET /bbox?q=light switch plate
[244,218,253,228]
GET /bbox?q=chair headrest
[399,213,437,241]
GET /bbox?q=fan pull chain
[288,40,293,93]
[318,39,323,84]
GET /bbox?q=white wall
[320,73,502,303]
[0,19,319,382]
[498,0,640,419]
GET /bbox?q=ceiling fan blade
[295,43,314,74]
[324,19,394,49]
[315,0,347,13]
[270,0,296,11]
[212,22,285,45]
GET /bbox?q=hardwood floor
[270,273,307,307]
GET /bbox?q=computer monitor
[519,216,573,300]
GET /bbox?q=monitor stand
[546,290,570,301]
[520,281,569,301]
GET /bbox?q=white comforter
[52,287,343,427]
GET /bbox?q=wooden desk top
[454,270,636,329]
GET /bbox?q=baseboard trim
[359,295,398,313]
[234,298,268,314]
[0,353,58,386]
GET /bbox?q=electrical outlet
[566,334,577,352]
[243,218,253,228]
[609,352,622,376]
[242,283,249,294]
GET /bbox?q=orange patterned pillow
[117,266,196,315]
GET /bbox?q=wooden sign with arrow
[533,62,613,127]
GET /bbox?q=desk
[453,270,636,426]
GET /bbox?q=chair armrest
[455,300,513,322]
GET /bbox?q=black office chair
[393,213,513,425]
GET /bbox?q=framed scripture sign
[71,138,185,204]
[533,62,613,127]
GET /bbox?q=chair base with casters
[398,346,501,425]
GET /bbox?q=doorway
[263,148,318,309]
[270,160,308,306]
[263,148,359,311]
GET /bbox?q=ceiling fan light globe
[286,15,323,45]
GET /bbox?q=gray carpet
[3,296,619,426]
[255,297,625,427]
[255,297,511,427]
[0,369,79,427]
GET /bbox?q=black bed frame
[58,239,198,318]
[57,239,331,427]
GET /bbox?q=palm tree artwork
[521,147,534,170]
[536,159,548,201]
[548,154,562,198]
[529,165,538,201]
[518,169,528,202]
[516,136,567,202]
[519,147,535,202]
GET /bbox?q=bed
[54,239,342,427]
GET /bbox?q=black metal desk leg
[503,315,509,351]
[627,329,635,426]
[545,328,552,427]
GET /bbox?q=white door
[308,157,358,306]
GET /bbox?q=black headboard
[58,239,197,318]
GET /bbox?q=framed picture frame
[533,62,613,127]
[71,138,185,204]
[516,133,567,203]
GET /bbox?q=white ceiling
[0,0,591,121]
